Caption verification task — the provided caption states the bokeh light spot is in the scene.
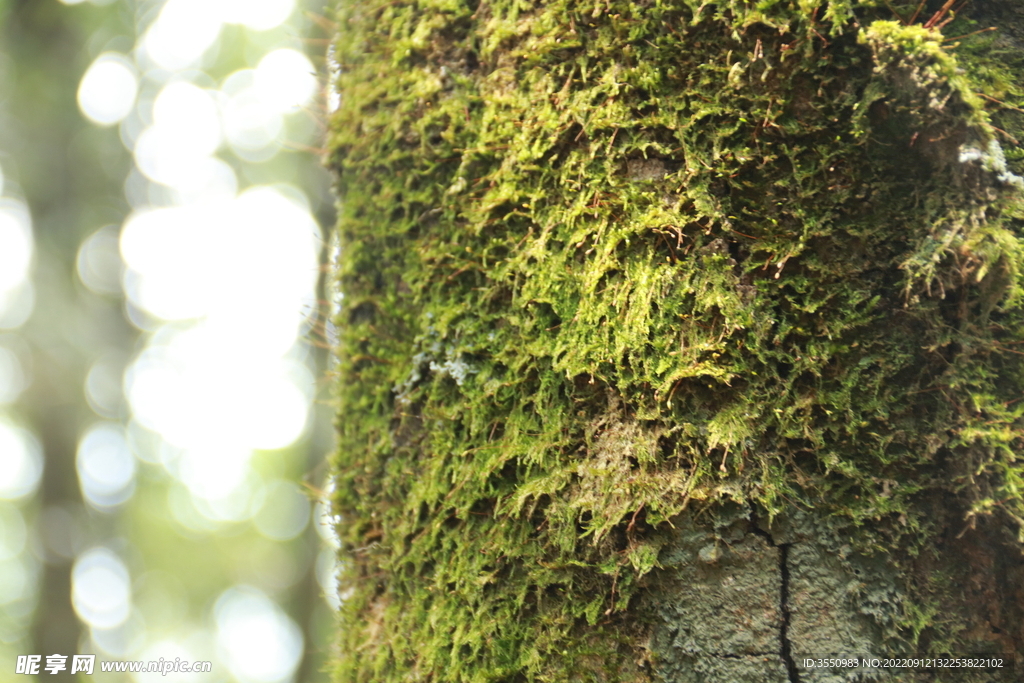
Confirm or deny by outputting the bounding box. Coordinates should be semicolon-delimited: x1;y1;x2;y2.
142;0;224;70
77;422;136;509
0;200;33;297
124;332;312;454
0;419;42;501
120;186;319;325
221;71;284;156
52;0;334;669
0;345;26;405
85;351;129;419
77;225;124;296
72;548;132;630
255;49;317;112
152;82;222;155
0;282;35;331
134;82;224;190
221;0;296;31
215;586;302;683
91;609;146;657
78;53;138;126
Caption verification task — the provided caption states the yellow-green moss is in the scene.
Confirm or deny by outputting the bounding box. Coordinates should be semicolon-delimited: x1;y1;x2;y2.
328;1;1024;680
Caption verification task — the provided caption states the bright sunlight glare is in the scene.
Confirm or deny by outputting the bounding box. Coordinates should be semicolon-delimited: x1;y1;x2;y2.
133;82;223;190
60;0;335;677
120;187;320;325
254;49;318;113
142;0;297;71
125;329;312;452
141;0;224;71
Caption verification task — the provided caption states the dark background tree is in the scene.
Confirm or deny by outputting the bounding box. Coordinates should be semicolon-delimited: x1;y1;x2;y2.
329;1;1024;681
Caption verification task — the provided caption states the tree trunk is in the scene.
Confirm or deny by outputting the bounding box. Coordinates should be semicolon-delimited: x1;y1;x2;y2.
328;1;1024;681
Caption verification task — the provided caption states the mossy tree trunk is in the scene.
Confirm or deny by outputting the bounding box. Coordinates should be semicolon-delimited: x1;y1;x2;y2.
329;1;1024;681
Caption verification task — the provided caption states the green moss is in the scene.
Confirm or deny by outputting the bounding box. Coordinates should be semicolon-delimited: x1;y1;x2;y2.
328;1;1024;680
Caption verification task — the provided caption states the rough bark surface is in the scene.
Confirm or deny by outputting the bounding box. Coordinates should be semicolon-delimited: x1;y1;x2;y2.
328;1;1024;681
648;504;1023;682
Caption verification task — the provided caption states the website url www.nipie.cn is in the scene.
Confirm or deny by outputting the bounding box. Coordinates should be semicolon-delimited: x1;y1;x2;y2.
16;655;212;675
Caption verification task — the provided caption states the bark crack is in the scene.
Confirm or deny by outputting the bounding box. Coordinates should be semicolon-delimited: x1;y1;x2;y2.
749;507;802;683
778;543;801;683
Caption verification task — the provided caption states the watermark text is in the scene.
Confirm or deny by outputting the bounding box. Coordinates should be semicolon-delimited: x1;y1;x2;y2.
16;655;212;675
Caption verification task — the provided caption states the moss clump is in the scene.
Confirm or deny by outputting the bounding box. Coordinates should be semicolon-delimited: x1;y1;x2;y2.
328;1;1024;680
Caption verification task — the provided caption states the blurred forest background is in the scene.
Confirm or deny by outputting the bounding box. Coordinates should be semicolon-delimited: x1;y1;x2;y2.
0;1;339;682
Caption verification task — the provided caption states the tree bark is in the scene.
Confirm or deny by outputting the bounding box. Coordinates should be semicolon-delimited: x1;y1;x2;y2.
329;1;1024;681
